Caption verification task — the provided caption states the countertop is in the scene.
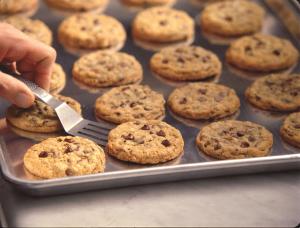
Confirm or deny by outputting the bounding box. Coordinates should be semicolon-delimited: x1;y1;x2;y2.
1;171;299;227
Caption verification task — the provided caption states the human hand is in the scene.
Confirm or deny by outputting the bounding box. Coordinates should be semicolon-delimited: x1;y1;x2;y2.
0;23;56;108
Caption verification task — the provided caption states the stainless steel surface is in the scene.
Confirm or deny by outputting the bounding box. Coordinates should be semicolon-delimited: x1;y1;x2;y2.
0;0;299;196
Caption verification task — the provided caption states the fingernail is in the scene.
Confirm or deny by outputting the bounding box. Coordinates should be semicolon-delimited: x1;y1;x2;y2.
15;93;33;108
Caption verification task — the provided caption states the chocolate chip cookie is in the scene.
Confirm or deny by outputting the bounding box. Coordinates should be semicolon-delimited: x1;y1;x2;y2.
245;74;300;112
121;0;175;7
3;16;52;45
24;136;106;179
58;14;126;53
0;0;38;17
6;95;81;134
73;51;143;88
132;7;195;44
150;46;222;81
107;120;184;164
45;0;108;13
200;0;265;37
50;63;66;94
196;120;273;159
280;112;300;148
226;34;299;72
95;85;166;124
168;83;240;120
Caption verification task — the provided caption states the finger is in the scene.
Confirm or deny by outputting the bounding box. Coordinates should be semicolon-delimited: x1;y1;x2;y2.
0;71;35;108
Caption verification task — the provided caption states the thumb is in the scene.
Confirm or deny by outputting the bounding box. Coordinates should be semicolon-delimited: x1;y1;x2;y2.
0;71;35;108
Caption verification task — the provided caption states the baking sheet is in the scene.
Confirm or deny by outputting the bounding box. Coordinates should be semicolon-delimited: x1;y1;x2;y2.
0;0;299;196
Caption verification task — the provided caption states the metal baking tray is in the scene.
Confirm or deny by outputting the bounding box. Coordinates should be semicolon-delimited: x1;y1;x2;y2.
0;0;299;196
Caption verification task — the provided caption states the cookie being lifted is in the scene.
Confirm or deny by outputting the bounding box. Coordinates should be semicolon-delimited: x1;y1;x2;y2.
95;85;165;124
226;34;299;72
168;83;240;120
200;0;265;37
50;63;66;94
73;51;143;88
245;74;300;112
24;136;105;179
197;120;273;160
107;120;184;164
280;112;300;148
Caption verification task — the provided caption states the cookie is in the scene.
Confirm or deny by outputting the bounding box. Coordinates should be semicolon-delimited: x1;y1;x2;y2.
226;34;299;72
24;136;105;179
121;0;175;7
45;0;108;13
0;0;38;17
245;74;300;112
3;16;52;46
72;51;143;88
50;63;67;94
200;0;265;37
6;95;81;134
150;46;222;81
107;120;184;164
280;112;300;148
132;7;195;44
196;120;273;159
168;83;240;120
58;14;126;53
95;85;166;124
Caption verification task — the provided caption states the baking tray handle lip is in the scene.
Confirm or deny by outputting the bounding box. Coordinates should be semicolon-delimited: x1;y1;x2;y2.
1;151;300;190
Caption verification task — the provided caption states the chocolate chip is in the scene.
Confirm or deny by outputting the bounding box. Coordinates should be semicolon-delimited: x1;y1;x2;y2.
290;91;298;96
237;131;245;137
198;88;207;95
123;133;134;140
248;135;256;142
162;59;169;64
159;20;168;26
65;145;73;154
240;142;250;148
177;57;185;64
130;102;137;108
121;86;130;91
161;139;171;147
157;130;166;137
81;27;86;31
141;125;150;130
193;53;200;58
202;56;210;63
273;49;281;56
179;97;187;104
57;139;63;142
294;124;300;129
144;107;152;111
39;151;48;158
115;112;121;116
214;143;221;150
224;16;232;22
64;138;74;143
93;19;100;25
65;168;74;176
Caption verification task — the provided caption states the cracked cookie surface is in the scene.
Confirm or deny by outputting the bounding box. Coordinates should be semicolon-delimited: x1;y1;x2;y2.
6;95;81;133
150;46;222;81
45;0;108;12
168;83;240;120
132;7;194;43
245;74;300;112
24;136;105;179
58;13;126;50
73;51;143;88
200;0;265;37
50;63;66;94
107;120;184;164
226;34;299;72
95;85;165;124
3;16;52;45
197;120;273;159
280;112;300;148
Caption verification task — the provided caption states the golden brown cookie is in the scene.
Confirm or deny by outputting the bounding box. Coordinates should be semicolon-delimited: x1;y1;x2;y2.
58;13;126;53
226;34;299;72
132;7;195;44
150;46;222;81
168;83;240;120
45;0;109;13
196;120;273;159
6;95;81;134
50;63;67;94
24;136;105;179
245;74;300;112
0;0;38;17
280;112;300;148
72;51;143;88
95;85;166;124
200;0;265;37
107;120;184;164
3;16;52;45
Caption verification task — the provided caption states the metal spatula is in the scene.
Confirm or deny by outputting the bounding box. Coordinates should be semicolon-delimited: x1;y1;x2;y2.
7;73;113;147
